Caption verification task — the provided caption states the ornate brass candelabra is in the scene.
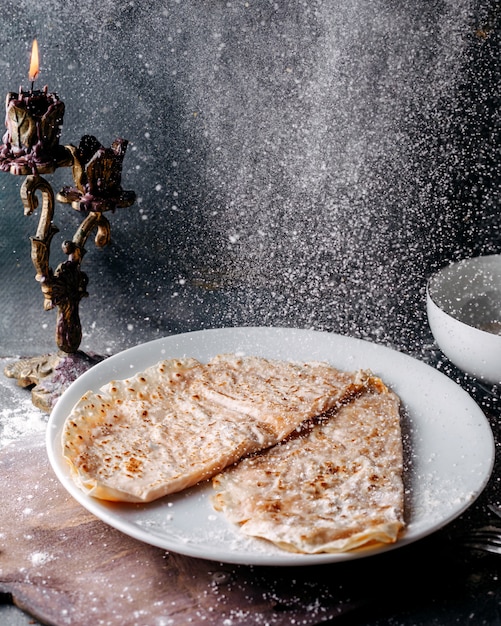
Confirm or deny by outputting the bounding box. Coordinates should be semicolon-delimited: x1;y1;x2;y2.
0;89;135;411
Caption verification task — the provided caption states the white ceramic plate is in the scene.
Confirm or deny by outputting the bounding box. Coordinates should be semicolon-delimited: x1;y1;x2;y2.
46;327;495;566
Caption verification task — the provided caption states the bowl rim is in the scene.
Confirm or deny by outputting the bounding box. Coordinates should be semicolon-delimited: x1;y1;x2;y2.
426;253;501;339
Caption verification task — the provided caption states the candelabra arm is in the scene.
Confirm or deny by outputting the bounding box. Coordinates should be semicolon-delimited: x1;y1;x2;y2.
21;174;56;237
73;212;111;261
20;175;58;299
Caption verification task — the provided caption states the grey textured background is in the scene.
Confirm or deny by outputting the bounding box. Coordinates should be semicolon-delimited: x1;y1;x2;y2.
0;0;498;358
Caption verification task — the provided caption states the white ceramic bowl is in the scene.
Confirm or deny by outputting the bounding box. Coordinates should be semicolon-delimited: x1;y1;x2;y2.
427;254;501;384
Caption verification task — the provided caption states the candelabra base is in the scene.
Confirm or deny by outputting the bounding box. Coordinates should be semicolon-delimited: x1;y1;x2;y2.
4;350;106;413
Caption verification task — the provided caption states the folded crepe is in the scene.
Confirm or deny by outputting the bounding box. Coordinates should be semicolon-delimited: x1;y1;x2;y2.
62;354;369;503
212;376;405;553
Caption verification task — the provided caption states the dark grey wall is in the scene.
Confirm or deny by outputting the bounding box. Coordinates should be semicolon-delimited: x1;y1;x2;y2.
0;0;499;357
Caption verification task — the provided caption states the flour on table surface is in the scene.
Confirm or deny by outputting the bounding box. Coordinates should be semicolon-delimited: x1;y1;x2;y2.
0;359;47;447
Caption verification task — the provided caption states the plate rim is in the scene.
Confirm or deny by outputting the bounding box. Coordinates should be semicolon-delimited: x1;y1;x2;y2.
46;326;495;566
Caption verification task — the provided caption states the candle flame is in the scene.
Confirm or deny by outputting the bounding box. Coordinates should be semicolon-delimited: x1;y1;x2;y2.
28;39;39;83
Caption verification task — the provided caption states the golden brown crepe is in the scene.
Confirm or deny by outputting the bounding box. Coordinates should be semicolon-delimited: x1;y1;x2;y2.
212;376;405;553
62;354;369;503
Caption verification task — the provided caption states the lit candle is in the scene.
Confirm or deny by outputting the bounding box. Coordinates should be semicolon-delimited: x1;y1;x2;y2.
0;39;66;174
29;38;40;86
